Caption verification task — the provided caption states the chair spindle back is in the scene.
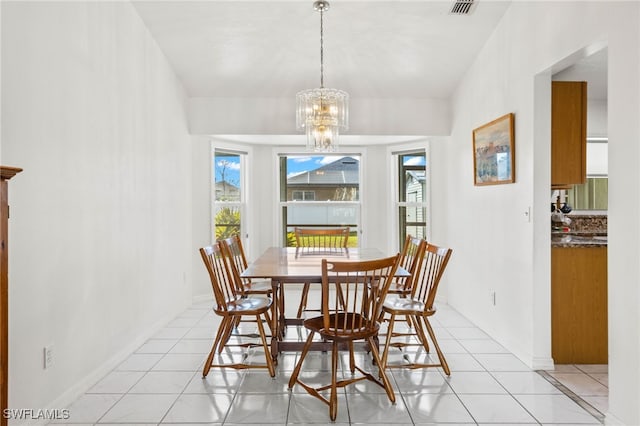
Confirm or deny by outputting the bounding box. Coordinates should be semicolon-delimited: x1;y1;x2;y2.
295;227;349;256
395;235;427;293
411;242;453;311
199;243;241;312
321;255;400;336
220;235;250;292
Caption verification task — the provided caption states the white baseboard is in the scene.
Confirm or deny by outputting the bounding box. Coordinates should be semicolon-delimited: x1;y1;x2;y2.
530;356;555;370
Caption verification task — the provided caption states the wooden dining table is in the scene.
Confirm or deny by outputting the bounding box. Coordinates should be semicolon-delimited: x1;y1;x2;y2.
240;246;407;361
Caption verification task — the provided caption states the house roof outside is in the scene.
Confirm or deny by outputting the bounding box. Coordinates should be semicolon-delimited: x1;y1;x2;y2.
407;170;426;182
215;181;240;201
287;157;359;186
215;181;239;191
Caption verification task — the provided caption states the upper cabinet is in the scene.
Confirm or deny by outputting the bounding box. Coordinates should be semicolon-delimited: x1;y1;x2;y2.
551;81;587;189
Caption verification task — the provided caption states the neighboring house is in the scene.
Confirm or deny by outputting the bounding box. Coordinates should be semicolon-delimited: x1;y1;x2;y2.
402;170;426;239
215;180;240;201
287;157;359;201
405;170;425;204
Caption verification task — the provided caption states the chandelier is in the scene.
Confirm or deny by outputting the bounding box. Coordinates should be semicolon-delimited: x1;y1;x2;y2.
296;0;349;152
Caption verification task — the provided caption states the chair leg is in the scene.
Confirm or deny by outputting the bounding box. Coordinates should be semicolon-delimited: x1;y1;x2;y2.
255;313;276;377
379;313;396;372
217;317;236;354
202;344;216;378
288;330;316;389
262;303;272;333
212;316;233;354
411;314;430;352
423;316;450;375
204;316;231;377
411;314;431;353
368;335;396;404
404;314;412;326
329;340;339;421
296;282;311;318
348;341;356;373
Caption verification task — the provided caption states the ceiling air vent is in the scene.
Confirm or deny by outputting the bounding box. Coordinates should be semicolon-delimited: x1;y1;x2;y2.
449;0;475;15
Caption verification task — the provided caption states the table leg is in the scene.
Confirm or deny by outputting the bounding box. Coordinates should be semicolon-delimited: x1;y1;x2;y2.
270;279;282;362
279;281;287;336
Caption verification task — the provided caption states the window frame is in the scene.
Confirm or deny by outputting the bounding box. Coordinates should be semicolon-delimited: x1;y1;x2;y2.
211;145;248;246
276;150;364;248
390;143;431;252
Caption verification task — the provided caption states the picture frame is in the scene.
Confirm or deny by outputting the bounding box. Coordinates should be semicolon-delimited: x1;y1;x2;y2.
473;113;515;186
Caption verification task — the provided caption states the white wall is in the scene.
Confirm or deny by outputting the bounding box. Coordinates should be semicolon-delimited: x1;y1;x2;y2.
188;97;451;136
1;1;192;415
446;2;639;424
588;99;608;137
191;136;212;300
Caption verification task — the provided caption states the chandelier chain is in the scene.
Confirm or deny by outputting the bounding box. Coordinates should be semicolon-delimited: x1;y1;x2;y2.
319;8;324;88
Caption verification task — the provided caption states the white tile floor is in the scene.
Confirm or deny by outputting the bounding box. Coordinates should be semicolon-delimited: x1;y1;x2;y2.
51;293;606;425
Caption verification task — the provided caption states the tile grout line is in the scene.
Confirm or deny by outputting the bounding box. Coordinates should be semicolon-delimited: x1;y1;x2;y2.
536;369;605;424
58;304;604;426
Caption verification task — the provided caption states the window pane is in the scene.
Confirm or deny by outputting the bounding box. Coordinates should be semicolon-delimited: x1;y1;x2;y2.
404;170;426;202
213;150;244;243
284;155;359;202
286;204;358;227
281;155;360;246
283;204;359;247
214;153;241;202
398;152;427;247
399;154;426;202
567;177;608;210
214;205;241;240
566;139;608;211
399;206;427;240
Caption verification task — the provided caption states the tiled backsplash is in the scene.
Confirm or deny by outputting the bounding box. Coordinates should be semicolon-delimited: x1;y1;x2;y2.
566;214;608;233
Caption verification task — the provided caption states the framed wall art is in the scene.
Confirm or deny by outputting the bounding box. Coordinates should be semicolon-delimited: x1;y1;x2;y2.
473;113;515;186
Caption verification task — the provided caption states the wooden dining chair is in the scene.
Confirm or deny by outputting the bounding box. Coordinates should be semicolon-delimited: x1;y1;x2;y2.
378;235;426;341
288;254;400;421
199;243;276;377
383;235;427;305
379;242;453;375
294;227;350;318
220;235;277;328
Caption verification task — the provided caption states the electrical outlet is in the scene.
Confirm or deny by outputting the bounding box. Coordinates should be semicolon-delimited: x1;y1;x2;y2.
44;345;54;369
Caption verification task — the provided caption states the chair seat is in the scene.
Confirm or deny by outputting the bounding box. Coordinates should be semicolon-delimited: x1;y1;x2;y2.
383;295;425;314
223;295;272;314
303;313;379;341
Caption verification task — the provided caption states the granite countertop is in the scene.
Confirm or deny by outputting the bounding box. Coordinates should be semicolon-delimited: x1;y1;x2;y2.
551;231;608;247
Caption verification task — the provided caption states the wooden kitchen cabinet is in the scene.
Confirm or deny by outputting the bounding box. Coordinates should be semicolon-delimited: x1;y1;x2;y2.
1;166;21;426
551;81;587;189
551;246;607;364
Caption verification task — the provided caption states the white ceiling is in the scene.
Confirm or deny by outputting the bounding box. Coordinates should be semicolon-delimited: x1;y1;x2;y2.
131;0;512;100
